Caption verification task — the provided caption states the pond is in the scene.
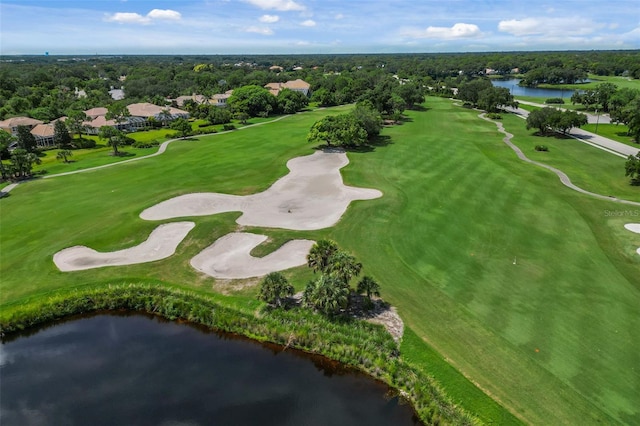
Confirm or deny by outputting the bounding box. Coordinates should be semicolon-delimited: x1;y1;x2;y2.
491;78;579;99
0;313;421;426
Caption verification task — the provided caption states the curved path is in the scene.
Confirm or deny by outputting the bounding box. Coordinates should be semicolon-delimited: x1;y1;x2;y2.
0;115;292;196
479;113;640;207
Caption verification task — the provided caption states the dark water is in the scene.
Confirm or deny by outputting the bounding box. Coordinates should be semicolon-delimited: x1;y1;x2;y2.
0;314;420;426
491;78;578;98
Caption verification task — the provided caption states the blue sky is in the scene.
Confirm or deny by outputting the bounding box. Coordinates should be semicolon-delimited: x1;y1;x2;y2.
1;0;638;54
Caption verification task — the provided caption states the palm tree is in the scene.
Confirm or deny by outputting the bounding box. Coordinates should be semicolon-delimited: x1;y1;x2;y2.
56;149;73;163
258;272;294;308
98;126;124;156
302;274;348;316
326;250;362;286
307;239;338;273
357;276;381;300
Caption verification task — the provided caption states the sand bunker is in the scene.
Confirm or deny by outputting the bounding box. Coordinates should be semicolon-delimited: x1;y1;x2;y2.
624;223;640;234
191;233;315;279
55;151;383;276
140;150;383;230
53;222;195;271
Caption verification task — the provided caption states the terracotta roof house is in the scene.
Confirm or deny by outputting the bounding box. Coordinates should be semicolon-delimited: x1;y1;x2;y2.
0;116;44;134
174;94;208;107
30;123;56;148
269;65;284;72
211;90;234;107
84;107;108;119
264;79;312;97
127;103;188;120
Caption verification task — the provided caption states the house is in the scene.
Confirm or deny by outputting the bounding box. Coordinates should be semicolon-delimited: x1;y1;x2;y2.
83;103;189;135
264;79;312;97
0;116;44;134
211;90;234;107
127;103;188;121
173;94;208;107
29;123;56;148
269;65;284;72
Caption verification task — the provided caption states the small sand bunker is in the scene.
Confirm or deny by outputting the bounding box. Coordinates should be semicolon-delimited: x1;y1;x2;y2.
624;223;640;234
624;224;640;256
140;150;383;231
191;233;315;279
54;222;195;271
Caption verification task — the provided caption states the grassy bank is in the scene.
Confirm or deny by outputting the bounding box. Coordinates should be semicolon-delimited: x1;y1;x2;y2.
0;283;477;426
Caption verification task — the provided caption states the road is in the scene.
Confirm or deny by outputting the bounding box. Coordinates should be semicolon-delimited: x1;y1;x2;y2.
508;102;639;158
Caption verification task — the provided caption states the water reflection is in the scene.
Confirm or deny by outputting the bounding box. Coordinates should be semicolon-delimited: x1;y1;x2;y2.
1;313;421;426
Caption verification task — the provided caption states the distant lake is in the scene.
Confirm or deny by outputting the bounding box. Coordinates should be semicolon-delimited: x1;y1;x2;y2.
492;78;579;98
0;313;421;426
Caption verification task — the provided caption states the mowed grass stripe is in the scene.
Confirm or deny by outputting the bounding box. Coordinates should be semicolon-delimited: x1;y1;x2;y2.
335;98;638;424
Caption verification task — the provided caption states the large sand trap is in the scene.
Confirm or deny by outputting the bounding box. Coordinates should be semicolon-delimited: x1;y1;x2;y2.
624;223;640;234
191;233;315;279
53;222;195;271
140;150;383;230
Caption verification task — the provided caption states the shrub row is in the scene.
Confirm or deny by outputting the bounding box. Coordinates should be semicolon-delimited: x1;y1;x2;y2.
0;283;478;425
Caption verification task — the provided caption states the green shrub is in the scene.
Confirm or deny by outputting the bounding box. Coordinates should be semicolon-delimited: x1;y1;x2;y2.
486;113;502;119
71;138;96;149
222;124;236;131
132;140;160;148
535;145;549;152
545;98;565;104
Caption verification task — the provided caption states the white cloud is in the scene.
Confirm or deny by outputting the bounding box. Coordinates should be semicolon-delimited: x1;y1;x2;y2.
245;26;274;35
105;9;181;24
106;12;150;24
498;17;599;37
147;9;182;20
259;14;280;23
244;0;305;11
301;19;316;27
335;13;344;20
404;23;482;39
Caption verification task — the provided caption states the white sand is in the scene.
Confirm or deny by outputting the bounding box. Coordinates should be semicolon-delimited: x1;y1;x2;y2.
624;223;640;234
140;150;383;230
53;222;195;271
56;150;383;276
190;233;315;279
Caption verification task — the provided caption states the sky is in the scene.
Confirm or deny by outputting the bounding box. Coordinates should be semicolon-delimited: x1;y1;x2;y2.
1;0;638;55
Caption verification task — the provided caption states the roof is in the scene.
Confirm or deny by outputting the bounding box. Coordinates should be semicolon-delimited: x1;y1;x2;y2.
127;103;188;118
0;116;44;128
264;79;311;96
174;94;208;107
30;123;55;138
84;107;108;118
85;115;117;128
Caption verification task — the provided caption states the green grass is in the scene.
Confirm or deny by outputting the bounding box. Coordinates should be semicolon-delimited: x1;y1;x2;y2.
2;99;640;424
538;75;640;91
582;123;640;148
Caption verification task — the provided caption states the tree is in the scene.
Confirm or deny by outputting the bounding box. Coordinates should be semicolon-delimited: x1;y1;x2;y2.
310;88;336;107
625;152;640;185
0;130;14;180
158;108;173;127
325;250;362;287
53;120;71;148
56;149;73;163
228;85;277;117
9;148;40;179
350;102;382;140
307;239;339;273
16;125;37;152
258;272;294;308
457;79;493;105
98;125;125;156
477;87;518;113
106;102;131;128
307;114;367;148
277;88;309;114
170;117;192;138
302;274;349;316
394;82;425;109
595;82;618;112
357;275;381;302
66;110;88;140
208;107;232;125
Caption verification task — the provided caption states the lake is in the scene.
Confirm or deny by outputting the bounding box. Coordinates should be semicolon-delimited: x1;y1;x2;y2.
491;78;579;99
0;313;421;426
